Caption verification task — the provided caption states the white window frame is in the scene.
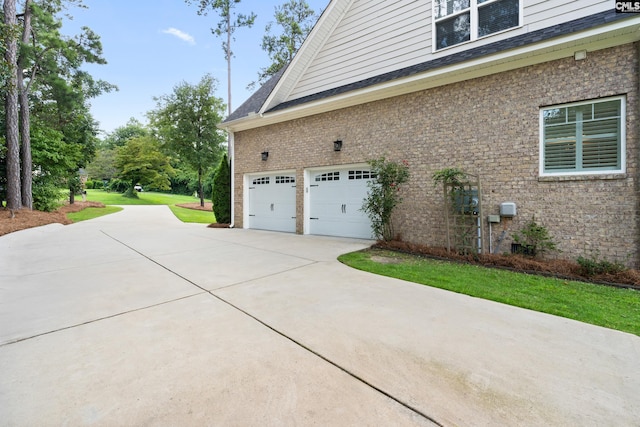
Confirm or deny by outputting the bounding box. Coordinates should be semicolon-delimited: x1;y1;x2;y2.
539;96;626;177
432;0;522;51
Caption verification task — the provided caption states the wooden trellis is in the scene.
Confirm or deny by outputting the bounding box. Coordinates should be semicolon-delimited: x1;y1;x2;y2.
442;174;483;254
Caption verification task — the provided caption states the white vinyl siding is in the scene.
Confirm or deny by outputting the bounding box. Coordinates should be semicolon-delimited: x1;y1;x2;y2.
282;0;612;105
540;97;625;176
288;0;430;101
524;0;612;31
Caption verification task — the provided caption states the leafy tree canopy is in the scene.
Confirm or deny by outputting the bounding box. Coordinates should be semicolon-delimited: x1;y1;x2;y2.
148;73;226;206
114;135;174;197
255;0;316;87
101;118;148;149
86;148;116;182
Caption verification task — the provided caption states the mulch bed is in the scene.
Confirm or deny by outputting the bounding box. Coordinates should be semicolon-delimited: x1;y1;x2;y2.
374;240;640;289
207;223;231;228
175;202;213;211
0;201;105;237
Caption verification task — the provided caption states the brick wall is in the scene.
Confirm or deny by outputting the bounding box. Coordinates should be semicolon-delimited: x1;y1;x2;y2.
234;43;639;267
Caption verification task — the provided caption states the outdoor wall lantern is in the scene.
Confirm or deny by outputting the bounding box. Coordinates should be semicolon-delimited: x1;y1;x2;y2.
261;151;269;161
333;140;343;151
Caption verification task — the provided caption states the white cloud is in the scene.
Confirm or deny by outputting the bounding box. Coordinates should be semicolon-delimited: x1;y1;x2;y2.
162;28;195;45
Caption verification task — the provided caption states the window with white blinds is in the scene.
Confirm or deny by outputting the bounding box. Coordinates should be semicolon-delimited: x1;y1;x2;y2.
541;97;625;175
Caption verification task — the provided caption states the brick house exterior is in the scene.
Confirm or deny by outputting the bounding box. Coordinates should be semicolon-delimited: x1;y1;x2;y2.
221;1;640;267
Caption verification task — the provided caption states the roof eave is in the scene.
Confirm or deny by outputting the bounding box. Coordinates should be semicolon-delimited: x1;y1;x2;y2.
220;16;640;133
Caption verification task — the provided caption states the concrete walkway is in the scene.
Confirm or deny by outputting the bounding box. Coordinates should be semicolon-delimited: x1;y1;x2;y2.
0;206;638;426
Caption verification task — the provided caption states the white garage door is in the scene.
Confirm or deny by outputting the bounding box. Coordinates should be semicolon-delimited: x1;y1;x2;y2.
248;174;296;233
309;168;374;239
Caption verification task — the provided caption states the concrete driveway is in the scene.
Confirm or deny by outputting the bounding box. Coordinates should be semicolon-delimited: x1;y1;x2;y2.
1;205;638;426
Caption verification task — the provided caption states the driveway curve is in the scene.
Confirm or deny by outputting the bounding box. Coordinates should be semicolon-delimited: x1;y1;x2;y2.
1;205;638;426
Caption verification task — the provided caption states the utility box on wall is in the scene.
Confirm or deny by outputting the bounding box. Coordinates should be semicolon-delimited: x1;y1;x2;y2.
487;214;500;223
500;202;517;217
454;189;479;215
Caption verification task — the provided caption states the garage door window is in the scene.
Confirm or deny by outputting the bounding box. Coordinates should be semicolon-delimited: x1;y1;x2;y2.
349;170;375;180
253;177;270;185
276;176;295;184
315;171;340;181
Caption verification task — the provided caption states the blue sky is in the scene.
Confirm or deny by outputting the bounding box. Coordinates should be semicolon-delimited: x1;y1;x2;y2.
62;0;329;136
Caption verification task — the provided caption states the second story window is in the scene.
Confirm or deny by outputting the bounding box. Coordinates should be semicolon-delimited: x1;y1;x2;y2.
434;0;520;50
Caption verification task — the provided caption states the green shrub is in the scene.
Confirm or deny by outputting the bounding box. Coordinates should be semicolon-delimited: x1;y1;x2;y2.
361;157;410;241
577;252;627;277
168;173;196;196
108;178;129;193
32;177;63;212
432;167;467;189
212;154;231;224
512;216;558;258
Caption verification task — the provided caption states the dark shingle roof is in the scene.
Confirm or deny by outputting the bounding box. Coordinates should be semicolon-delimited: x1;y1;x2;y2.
224;67;287;123
225;10;633;122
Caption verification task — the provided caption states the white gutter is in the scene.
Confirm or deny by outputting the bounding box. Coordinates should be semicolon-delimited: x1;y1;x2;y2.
229;131;235;228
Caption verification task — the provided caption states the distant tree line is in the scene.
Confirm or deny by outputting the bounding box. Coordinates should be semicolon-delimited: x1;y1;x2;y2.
2;0;319;220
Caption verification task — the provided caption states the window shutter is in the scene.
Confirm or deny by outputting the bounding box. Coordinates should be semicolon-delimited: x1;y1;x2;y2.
582;118;620;169
544;123;576;171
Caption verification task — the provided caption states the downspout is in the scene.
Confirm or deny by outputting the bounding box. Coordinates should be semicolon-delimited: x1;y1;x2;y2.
627;42;640;268
229;130;235;228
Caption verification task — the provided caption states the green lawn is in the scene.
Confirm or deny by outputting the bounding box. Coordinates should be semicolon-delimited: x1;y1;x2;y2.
85;189;201;206
168;205;215;223
338;248;640;336
66;206;123;222
79;189;215;224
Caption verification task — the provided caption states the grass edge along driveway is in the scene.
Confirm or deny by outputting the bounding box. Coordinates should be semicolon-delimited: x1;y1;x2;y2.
338;248;640;336
79;189;215;224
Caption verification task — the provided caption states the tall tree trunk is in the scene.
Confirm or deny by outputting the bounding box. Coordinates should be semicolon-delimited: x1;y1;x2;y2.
18;0;33;209
226;11;232;116
4;0;22;211
198;167;204;207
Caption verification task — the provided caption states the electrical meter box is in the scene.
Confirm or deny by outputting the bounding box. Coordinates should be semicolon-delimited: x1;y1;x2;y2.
454;189;479;215
500;202;517;217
